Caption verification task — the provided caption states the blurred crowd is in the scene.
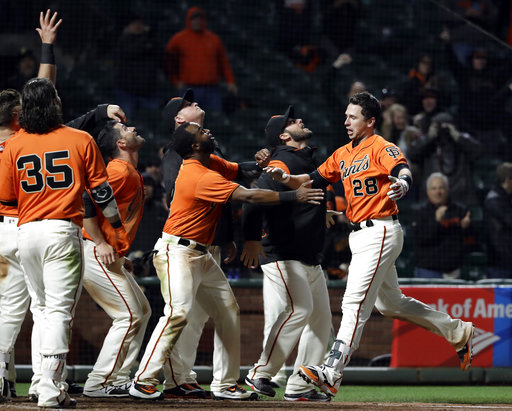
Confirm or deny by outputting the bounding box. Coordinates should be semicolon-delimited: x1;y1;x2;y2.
2;0;512;281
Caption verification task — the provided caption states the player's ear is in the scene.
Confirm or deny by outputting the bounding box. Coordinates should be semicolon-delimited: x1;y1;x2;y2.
367;117;376;128
279;132;290;144
117;139;127;149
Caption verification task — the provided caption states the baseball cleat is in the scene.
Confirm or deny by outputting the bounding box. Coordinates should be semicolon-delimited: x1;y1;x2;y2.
83;385;129;398
189;382;212;399
458;323;475;371
164;383;207;399
129;382;165;400
0;377;11;402
298;365;339;397
284;389;331;402
65;379;83;394
211;384;258;401
244;376;276;397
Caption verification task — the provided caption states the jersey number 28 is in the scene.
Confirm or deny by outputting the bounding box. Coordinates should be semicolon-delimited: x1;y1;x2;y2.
352;177;379;197
17;151;74;193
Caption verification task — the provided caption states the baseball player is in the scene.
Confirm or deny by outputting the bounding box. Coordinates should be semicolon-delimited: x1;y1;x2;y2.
242;106;332;402
159;89;268;399
81;121;151;398
0;11;125;403
0;78;129;408
128;122;324;401
265;91;475;397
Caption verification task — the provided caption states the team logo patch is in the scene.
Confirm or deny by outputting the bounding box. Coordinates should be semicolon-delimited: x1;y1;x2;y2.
385;146;401;158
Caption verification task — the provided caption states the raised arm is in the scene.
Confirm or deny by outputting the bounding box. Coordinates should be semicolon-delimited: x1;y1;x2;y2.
230;180;323;205
36;9;62;84
263;166;312;189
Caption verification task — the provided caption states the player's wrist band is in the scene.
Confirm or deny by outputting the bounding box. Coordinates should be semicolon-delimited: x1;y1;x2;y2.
41;43;55;65
399;174;412;188
278;190;297;202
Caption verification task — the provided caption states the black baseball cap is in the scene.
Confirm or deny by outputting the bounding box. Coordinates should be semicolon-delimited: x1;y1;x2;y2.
265;105;294;147
162;88;194;132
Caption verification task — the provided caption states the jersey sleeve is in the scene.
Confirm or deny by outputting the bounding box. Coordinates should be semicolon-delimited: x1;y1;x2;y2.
195;171;239;204
84;138;108;189
209;154;239;181
377;142;408;172
0;146;16;203
317;149;342;183
268;159;290;175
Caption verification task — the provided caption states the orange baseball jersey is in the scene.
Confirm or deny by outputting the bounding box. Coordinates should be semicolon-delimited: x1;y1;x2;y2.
0;126;108;226
0;136;19;218
317;135;408;223
83;159;145;247
163;157;239;244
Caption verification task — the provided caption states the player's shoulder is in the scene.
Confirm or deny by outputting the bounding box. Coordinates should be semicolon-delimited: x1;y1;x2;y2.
57;125;95;142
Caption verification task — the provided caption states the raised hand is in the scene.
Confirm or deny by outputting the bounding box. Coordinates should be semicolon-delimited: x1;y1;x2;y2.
264;166;290;183
36;9;62;44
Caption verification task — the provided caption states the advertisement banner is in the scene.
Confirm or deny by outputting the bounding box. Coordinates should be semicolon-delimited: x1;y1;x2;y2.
390;286;512;368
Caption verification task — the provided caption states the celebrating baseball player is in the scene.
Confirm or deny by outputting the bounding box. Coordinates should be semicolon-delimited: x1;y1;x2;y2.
129;121;323;401
159;89;270;399
0;10;128;405
241;106;332;402
0;77;129;408
81;120;151;398
265;91;474;398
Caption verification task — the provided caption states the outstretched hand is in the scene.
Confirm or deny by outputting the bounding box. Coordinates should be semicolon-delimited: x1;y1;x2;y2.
36;9;62;44
296;180;324;205
264;166;290;183
387;175;409;201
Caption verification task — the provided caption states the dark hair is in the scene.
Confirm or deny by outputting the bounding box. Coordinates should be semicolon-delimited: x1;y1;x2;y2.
171;122;198;158
97;120;122;159
496;162;512;184
0;89;21;128
349;91;381;121
19;78;62;134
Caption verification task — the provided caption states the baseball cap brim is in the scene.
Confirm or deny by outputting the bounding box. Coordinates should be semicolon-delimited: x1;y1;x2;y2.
162;88;195;132
265;105;294;147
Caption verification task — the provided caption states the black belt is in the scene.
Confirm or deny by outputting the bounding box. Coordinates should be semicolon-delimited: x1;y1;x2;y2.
351;215;397;232
177;238;208;253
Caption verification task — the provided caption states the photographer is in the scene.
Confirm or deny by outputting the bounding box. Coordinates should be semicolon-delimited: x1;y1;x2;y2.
408;112;481;207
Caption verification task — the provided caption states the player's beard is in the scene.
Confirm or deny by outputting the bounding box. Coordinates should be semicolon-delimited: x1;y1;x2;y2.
288;128;313;143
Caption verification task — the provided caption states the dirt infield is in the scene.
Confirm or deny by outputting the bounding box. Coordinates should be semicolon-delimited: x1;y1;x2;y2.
2;397;512;410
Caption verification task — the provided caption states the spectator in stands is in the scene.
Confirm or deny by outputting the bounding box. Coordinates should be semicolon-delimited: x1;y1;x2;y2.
412;172;471;279
320;0;361;55
483;162;512;279
441;33;512;136
143;156;167;210
380;103;421;153
277;0;312;57
412;87;443;135
408;112;481;207
376;87;398;132
399;53;439;116
114;14;161;121
440;0;498;65
5;49;38;91
164;7;237;112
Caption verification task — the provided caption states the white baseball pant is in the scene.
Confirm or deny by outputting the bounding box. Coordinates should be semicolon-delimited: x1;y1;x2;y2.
82;240;151;391
248;260;331;394
0;216;29;370
135;235;240;392
17;220;84;407
163;245;221;388
335;218;469;369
